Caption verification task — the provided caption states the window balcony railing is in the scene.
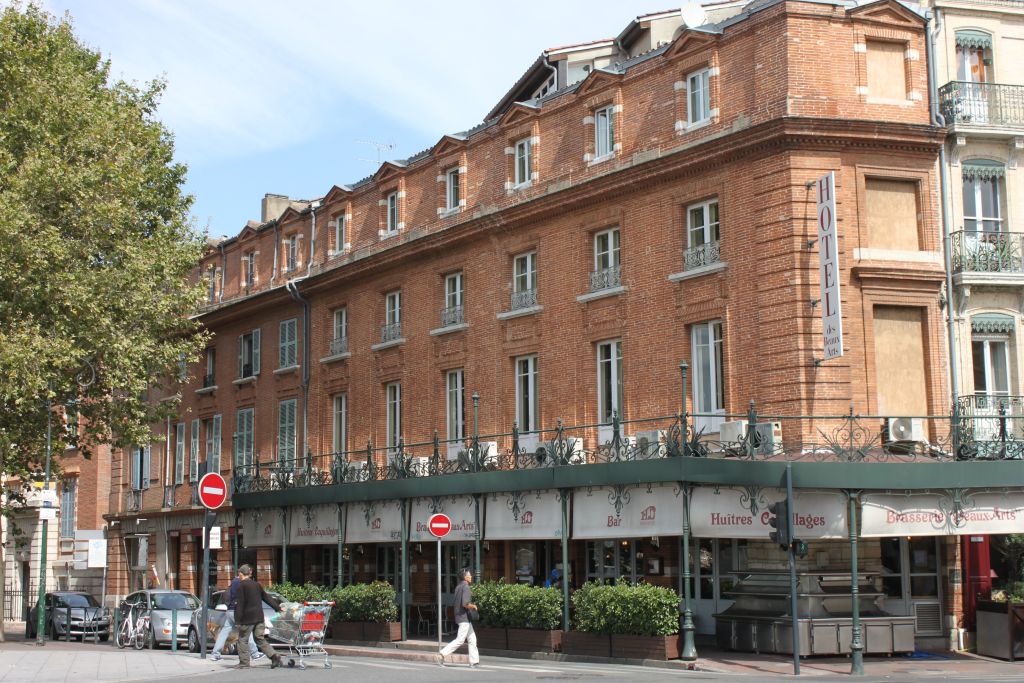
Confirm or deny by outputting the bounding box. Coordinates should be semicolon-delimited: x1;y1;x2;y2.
126;489;141;512
589;264;622;292
683;240;721;271
939;81;1024;128
329;335;348;356
511;288;538;310
950;230;1024;274
163;485;176;508
440;305;464;327
240;363;253;379
380;322;402;344
190;482;201;506
202;373;216;388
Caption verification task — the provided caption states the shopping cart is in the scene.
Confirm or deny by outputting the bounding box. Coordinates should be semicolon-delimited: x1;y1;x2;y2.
269;600;334;670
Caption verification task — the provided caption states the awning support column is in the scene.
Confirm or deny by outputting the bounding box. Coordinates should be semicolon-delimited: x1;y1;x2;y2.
848;490;864;676
337;503;346;587
560;489;570;632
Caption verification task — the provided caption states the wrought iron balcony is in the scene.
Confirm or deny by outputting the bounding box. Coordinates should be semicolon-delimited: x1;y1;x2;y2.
329;335;348;356
683;240;721;270
126;489;141;512
957;394;1024;457
190;482;200;506
440;305;464;327
380;322;402;344
202;373;215;388
950;230;1024;274
163;485;176;508
939;81;1024;128
240;363;253;379
589;265;622;292
511;288;538;310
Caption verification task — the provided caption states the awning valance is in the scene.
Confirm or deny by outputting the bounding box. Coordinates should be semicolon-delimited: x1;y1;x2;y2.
289;504;340;545
409;495;477;542
861;490;1024;537
485;490;563;540
346;499;403;544
955;30;992;50
241;508;284;547
971;313;1015;334
962;161;1006;181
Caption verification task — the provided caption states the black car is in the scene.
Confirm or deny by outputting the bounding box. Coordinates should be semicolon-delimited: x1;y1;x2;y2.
26;591;110;641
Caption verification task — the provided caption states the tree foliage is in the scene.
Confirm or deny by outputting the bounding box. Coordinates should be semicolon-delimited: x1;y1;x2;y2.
0;4;208;501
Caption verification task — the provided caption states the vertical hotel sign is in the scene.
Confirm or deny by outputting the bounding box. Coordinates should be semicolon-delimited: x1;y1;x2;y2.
816;172;843;359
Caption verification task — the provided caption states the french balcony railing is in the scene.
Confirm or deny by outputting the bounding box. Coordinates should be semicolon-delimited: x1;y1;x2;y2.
440;305;464;327
231;404;1024;495
202;373;216;388
380;322;402;344
511;288;538;310
950;230;1024;274
939;81;1024;128
163;485;176;508
190;482;201;506
589;264;622;292
126;489;141;512
329;335;348;356
239;363;253;379
683;240;721;270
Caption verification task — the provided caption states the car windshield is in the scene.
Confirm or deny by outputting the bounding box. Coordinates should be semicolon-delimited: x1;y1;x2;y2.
54;594;98;608
151;593;199;611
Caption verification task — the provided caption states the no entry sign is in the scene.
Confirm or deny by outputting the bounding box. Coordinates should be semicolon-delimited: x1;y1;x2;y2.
198;472;228;510
428;513;452;539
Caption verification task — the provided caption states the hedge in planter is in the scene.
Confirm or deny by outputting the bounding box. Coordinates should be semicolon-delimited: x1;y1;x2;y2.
472;581;562;652
567;581;681;660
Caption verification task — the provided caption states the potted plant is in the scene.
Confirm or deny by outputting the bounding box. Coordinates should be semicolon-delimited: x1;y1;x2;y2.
328;583;363;641
472;581;508;650
503;583;563;652
563;582;611;657
358;581;401;642
977;581;1024;661
564;581;681;660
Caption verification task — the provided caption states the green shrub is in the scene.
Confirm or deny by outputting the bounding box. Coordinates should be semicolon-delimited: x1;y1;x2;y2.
271;581;311;603
363;581;398;623
472;580;561;630
571;581;679;636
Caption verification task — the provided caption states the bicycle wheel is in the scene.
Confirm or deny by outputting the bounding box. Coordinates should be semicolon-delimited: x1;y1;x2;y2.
133;619;148;650
115;619;129;649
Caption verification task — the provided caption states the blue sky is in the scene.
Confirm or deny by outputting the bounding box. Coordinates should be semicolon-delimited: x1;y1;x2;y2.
40;1;657;240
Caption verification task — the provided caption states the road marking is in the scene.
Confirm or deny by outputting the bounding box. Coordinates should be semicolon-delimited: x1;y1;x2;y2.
474;663;561;673
341;660;420;670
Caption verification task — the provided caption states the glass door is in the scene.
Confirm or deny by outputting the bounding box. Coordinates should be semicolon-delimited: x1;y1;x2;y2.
585;539;637;584
690;539;742;635
877;537;942;635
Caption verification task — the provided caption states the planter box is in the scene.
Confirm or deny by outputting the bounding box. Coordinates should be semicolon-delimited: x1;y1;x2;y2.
562;631;611;657
976;600;1024;661
474;626;507;650
507;628;562;653
362;621;402;642
612;634;681;660
332;622;363;641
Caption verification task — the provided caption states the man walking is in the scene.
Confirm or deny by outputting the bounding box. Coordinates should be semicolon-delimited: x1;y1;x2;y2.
233;564;282;669
210;568;260;662
438;569;479;668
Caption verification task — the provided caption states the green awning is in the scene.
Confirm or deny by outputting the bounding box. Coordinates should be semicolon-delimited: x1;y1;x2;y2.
972;313;1015;334
963;160;1006;181
956;30;992;50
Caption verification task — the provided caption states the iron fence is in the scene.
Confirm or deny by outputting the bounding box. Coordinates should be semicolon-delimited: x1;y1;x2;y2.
939;81;1024;127
950;230;1024;274
3;589;25;621
231;404;1022;494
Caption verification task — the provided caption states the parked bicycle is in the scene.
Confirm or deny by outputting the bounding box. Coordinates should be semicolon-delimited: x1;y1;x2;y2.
114;602;150;650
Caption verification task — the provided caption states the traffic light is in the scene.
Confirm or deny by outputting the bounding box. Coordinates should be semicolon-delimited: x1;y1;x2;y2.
792;539;809;558
767;500;789;550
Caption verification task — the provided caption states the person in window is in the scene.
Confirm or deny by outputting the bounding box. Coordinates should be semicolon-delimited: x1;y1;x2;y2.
437;569;480;668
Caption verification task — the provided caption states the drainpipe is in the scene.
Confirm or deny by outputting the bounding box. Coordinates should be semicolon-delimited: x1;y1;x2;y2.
217;243;226;303
286;279;311;469
271;222;279;286
307;201;320;277
927;9;961;410
540;54;557;100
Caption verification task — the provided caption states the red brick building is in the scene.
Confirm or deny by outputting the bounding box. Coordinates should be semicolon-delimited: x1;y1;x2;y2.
103;0;1024;654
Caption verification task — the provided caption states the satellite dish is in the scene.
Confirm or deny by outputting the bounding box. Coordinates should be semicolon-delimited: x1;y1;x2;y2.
681;2;707;28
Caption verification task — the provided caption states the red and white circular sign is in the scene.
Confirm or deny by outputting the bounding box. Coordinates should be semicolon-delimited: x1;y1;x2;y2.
198;472;228;510
428;513;452;539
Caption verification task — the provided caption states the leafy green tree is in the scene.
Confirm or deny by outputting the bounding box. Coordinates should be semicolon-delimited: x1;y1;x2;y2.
0;3;208;502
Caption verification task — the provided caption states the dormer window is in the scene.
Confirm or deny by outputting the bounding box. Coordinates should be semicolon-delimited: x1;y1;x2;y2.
446;168;461;211
688;68;711;125
386;192;399;234
514;138;532;187
243;251;256;288
594;106;615;158
333;214;349;252
285;235;299;272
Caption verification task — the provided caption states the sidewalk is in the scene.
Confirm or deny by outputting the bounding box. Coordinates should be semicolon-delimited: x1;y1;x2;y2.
0;628;221;683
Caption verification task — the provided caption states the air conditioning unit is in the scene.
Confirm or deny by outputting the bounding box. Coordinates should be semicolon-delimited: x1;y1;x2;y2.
446;442;463;461
719;420;747;444
518;432;540;454
752;422;783;456
536;437;583;465
632;430;667;459
350;461;370;482
886;417;926;443
409;456;431;474
478;441;499;467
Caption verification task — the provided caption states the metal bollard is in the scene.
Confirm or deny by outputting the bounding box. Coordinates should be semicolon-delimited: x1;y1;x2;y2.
113;607;119;646
66;606;72;642
171;609;177;652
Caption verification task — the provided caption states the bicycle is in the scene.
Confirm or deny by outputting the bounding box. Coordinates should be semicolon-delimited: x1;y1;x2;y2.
114;603;150;650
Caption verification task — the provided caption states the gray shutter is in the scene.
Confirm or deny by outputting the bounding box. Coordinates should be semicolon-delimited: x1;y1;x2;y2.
190;419;200;481
238;334;244;378
131;448;141;490
175;423;185;485
252;328;261;375
211;415;222;473
142;445;152;490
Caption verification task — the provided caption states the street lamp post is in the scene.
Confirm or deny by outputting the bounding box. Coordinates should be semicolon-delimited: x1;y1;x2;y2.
678;362;697;661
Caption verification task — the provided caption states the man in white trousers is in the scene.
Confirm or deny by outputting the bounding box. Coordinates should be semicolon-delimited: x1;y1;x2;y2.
438;570;480;668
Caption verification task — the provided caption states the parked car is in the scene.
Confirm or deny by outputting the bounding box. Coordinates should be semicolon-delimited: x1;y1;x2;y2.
119;589;199;648
187;589;285;653
26;591;110;641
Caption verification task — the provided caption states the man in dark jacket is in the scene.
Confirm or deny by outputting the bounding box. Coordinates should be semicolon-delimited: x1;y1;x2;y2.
233;564;282;669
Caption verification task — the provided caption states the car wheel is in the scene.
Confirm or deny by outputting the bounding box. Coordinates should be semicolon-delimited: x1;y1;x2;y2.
146;627;156;649
188;628;199;653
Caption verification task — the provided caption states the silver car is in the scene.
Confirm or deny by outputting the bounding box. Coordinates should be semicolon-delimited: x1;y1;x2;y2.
26;591;110;641
119;589;199;648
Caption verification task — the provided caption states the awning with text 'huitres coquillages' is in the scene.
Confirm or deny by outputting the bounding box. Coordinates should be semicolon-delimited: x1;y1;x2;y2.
688;487;848;539
860;490;1024;537
345;499;403;544
408;495;477;542
288;504;341;546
